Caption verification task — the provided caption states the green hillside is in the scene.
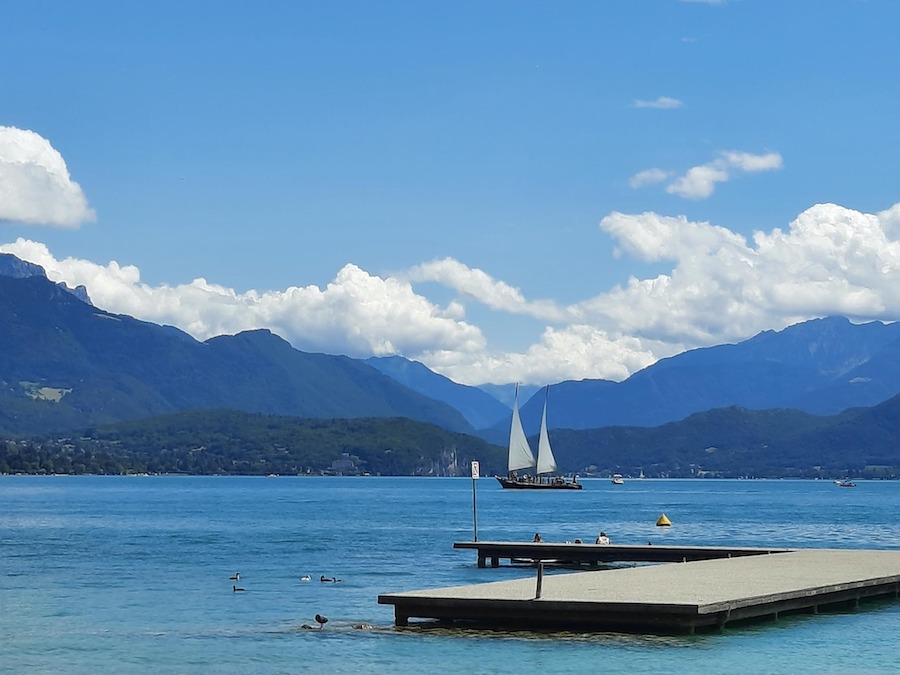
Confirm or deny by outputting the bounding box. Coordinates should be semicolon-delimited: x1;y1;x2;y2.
551;400;900;479
5;398;900;479
0;410;505;476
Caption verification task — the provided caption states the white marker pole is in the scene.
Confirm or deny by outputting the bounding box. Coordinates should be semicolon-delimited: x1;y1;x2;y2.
470;460;479;542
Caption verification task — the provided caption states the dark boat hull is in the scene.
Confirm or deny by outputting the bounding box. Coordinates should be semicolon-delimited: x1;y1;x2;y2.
495;476;583;490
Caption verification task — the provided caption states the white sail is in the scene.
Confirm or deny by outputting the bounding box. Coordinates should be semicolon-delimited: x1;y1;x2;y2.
507;386;536;473
535;397;558;476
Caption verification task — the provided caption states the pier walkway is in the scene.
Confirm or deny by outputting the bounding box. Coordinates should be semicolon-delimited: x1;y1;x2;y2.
378;549;900;634
453;540;789;567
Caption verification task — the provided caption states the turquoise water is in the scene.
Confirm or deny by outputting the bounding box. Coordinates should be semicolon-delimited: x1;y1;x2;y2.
2;476;899;673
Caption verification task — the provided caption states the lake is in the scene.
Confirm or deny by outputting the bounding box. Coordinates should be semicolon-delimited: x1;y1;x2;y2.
2;476;898;673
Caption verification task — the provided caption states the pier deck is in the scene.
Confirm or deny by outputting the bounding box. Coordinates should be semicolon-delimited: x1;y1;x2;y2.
453;540;789;567
378;549;900;634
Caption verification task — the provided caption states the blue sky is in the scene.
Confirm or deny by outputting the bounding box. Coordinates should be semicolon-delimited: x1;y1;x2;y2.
2;0;900;385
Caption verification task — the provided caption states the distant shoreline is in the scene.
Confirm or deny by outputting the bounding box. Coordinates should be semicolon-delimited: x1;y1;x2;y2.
2;473;897;481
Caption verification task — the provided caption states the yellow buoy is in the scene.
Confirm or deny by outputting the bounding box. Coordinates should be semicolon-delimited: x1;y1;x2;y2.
656;513;672;527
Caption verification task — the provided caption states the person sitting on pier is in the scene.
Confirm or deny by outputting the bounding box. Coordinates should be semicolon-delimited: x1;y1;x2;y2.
595;531;610;545
533;533;542;542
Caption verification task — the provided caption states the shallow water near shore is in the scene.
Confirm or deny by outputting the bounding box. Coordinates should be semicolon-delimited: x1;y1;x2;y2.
2;476;899;673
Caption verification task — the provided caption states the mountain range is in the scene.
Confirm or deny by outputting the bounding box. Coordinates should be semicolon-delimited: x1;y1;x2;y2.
0;267;471;436
495;315;900;444
4;253;900;462
364;355;511;429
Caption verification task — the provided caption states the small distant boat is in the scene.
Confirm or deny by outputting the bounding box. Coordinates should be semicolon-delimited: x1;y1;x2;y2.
495;385;582;490
834;478;857;488
611;474;624;485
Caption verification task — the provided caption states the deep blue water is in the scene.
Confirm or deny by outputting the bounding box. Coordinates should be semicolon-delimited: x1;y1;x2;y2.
2;476;899;673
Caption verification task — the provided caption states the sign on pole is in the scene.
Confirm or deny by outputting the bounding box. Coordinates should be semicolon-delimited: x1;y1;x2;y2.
470;460;479;541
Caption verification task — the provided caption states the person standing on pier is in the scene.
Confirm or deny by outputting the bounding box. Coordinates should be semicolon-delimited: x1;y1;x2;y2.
595;531;610;545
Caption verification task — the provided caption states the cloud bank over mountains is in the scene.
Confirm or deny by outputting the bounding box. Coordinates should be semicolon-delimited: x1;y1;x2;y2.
5;200;900;386
2;126;899;386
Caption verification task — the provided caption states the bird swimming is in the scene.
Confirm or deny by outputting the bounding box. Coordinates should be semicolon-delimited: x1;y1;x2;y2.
232;585;245;592
229;573;240;581
300;574;312;582
315;614;328;629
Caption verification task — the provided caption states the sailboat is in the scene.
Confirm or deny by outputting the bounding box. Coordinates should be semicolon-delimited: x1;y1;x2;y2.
495;386;582;490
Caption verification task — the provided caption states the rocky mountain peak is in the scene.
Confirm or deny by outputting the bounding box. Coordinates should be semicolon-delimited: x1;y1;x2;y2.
0;253;92;305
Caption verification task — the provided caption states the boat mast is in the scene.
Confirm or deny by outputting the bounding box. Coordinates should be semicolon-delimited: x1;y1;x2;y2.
535;386;558;476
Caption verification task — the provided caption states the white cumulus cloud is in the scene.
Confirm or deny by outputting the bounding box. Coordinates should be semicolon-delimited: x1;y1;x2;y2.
0;126;95;227
631;151;783;200
600;211;747;263
633;96;683;110
721;151;783;173
592;203;900;346
629;168;671;189
666;164;730;200
406;258;566;321
664;150;783;200
415;325;662;387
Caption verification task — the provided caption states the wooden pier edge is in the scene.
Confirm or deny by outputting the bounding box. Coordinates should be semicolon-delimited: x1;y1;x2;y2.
378;549;900;635
453;541;792;568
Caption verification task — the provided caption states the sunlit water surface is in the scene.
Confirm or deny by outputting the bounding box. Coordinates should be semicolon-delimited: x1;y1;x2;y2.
2;476;899;673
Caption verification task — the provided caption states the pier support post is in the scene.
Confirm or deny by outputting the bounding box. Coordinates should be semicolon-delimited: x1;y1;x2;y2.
395;610;409;627
477;554;486;568
535;562;544;599
491;556;499;568
717;608;732;632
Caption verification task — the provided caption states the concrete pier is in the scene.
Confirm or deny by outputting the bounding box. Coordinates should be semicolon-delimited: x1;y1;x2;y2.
378;549;900;634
